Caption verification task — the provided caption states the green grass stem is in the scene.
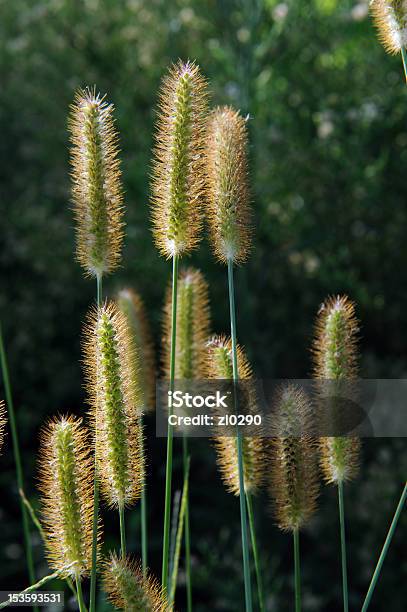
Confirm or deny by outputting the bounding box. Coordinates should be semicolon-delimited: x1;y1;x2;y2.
401;48;407;82
246;492;264;612
227;259;253;612
182;435;192;612
338;481;349;612
75;571;87;612
293;528;301;612
169;458;190;606
119;504;126;557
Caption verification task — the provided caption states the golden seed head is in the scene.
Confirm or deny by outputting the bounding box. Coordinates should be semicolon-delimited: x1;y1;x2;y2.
83;301;144;508
102;553;170;611
312;295;359;380
206;335;265;495
117;288;156;413
205;106;252;264
0;401;6;454
269;385;319;532
312;295;361;484
370;0;407;54
69;87;124;277
151;60;208;259
38;416;97;578
162;267;210;379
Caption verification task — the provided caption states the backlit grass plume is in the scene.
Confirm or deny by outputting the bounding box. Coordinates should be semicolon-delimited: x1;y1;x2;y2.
83;301;144;509
102;553;170;611
206;336;264;496
269;385;318;532
69;87;124;278
370;0;407;54
0;400;6;453
151;60;208;259
313;295;360;484
205;106;252;265
117;288;156;413
163;267;210;379
38;416;95;579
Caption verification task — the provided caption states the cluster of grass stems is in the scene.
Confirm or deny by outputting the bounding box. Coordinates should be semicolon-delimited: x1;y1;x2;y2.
0;6;406;609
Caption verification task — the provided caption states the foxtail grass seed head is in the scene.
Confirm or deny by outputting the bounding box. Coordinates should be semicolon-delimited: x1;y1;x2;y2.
206;335;265;495
117;288;156;413
151;60;208;258
270;385;319;532
205;106;252;264
0;401;6;453
370;0;407;54
83;301;144;508
313;295;360;484
162;267;210;379
38;416;96;578
69;87;124;277
102;553;170;611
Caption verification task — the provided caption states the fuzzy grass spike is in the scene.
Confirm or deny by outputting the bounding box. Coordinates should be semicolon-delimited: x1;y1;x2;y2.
38;416;96;579
69;87;124;277
371;0;407;54
103;554;170;611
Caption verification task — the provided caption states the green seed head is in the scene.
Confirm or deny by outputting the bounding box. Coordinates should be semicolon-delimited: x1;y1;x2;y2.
163;267;210;379
151;60;208;258
270;385;319;532
38;416;96;578
205;106;252;264
370;1;407;54
117;288;156;413
206;336;265;495
102;553;170;611
83;301;144;508
69;87;124;277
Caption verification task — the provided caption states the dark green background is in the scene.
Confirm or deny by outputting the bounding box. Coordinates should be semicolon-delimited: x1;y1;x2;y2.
0;0;406;610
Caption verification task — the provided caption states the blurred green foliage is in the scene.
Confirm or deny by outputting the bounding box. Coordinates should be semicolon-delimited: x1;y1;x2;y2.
0;0;406;610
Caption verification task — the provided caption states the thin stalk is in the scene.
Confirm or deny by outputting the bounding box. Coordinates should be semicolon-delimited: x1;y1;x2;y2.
293;528;301;612
227;258;253;612
19;489;78;600
361;482;407;612
182;434;192;612
169;458;190;606
140;424;148;575
338;481;349;612
169;491;181;584
401;48;407;82
89;274;103;612
0;563;78;610
162;255;179;592
0;321;37;603
119;504;126;557
75;571;86;612
246;493;264;612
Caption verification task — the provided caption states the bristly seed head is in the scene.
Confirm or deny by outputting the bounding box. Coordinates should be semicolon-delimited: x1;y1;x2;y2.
370;1;407;54
69;87;124;277
117;288;156;413
269;385;319;532
206;335;265;495
162;267;210;379
205;106;252;265
102;553;170;611
0;401;6;454
312;295;360;484
38;416;96;578
83;301;144;508
151;60;208;259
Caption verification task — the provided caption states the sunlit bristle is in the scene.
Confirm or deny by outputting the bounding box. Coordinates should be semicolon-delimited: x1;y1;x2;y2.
312;295;361;484
151;60;208;259
38;416;96;578
370;0;407;54
83;301;144;508
269;385;319;532
206;335;265;495
117;288;156;413
162;267;210;379
205;106;252;264
69;87;124;277
102;553;170;611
